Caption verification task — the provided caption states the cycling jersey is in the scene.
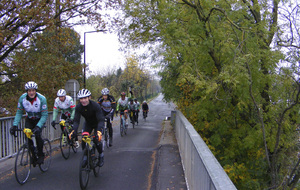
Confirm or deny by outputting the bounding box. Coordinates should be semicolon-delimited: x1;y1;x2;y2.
128;102;137;111
98;95;116;113
116;97;129;112
142;103;149;111
13;92;48;128
52;95;75;121
135;101;140;110
73;100;105;133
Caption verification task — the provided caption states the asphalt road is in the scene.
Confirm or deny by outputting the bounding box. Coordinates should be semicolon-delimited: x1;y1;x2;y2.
0;94;187;190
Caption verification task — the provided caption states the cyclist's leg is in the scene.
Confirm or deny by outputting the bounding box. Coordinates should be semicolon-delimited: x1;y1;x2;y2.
94;125;104;167
25;118;36;160
137;110;139;123
30;119;44;164
107;118;113;146
124;110;128;125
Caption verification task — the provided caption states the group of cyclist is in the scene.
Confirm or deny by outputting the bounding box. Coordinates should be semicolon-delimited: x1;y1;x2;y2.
9;81;149;168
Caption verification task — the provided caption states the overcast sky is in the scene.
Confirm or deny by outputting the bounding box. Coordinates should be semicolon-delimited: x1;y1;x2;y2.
74;26;126;76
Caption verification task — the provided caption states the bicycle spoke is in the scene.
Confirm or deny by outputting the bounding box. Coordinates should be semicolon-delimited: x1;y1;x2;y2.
39;139;52;172
15;145;31;185
60;132;71;159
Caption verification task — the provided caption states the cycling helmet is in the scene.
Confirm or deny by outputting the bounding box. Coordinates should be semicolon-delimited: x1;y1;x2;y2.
77;89;91;99
121;92;126;96
101;88;110;95
134;98;137;101
129;98;133;102
143;101;146;103
25;81;38;90
57;89;66;96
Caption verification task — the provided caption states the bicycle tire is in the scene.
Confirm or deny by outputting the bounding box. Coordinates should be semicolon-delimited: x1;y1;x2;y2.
15;144;31;185
60;132;70;159
105;129;110;148
120;118;124;137
71;138;78;153
92;146;100;177
79;148;90;190
39;139;52;172
124;122;127;135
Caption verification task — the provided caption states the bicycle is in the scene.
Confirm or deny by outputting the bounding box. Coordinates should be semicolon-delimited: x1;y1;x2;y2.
79;132;101;190
119;111;127;137
103;118;110;149
129;110;135;129
143;110;148;121
54;120;78;159
14;126;52;185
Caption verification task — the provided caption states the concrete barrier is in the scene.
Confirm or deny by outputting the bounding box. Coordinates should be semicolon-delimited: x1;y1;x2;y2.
172;110;237;190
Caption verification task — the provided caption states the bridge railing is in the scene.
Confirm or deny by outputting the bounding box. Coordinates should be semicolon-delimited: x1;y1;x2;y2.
0;112;83;162
171;110;237;190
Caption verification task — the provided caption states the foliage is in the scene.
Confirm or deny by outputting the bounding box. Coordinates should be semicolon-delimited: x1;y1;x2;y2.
0;27;83;116
86;54;160;102
119;0;300;189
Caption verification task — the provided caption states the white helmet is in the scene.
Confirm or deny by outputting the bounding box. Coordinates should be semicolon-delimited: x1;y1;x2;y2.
57;89;66;97
101;88;109;95
25;81;38;90
77;89;91;99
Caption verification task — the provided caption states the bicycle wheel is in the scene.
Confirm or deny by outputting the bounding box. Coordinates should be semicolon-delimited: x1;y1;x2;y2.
79;148;90;190
105;129;110;148
120;119;124;137
132;119;135;129
71;138;78;153
92;146;100;177
39;139;52;172
60;132;70;159
124;121;127;135
15;144;31;185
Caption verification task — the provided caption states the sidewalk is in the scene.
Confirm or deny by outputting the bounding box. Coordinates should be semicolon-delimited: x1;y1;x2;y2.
156;120;187;190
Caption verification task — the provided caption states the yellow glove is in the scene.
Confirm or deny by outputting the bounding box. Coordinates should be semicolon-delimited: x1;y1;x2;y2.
59;120;66;127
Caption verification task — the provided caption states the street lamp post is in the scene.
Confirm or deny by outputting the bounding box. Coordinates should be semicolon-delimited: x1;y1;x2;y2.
83;30;106;88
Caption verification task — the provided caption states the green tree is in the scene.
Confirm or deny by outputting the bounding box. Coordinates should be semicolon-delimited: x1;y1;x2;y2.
0;27;83;115
119;0;300;189
0;0;118;84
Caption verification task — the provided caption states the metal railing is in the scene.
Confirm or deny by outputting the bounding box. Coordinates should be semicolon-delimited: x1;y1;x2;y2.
0;112;83;162
171;110;237;190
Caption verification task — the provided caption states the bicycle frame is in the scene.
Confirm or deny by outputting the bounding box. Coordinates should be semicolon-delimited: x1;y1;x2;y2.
14;126;51;185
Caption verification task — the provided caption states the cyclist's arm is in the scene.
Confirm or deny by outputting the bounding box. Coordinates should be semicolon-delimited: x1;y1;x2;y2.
95;103;105;132
110;95;116;111
116;99;120;111
69;97;76;120
72;105;81;132
52;98;59;121
36;93;48;128
13;94;26;127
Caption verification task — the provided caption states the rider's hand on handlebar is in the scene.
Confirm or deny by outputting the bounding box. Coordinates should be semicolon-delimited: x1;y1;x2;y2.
32;126;40;134
51;121;56;129
10;126;17;137
67;119;73;124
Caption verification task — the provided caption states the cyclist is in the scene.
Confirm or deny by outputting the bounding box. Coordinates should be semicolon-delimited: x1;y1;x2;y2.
51;89;79;148
97;88;116;146
10;81;48;165
128;98;137;124
116;90;132;126
71;89;105;167
142;100;149;118
134;98;140;124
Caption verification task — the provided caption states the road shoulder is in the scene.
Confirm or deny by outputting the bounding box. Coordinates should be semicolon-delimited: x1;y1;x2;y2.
155;120;187;190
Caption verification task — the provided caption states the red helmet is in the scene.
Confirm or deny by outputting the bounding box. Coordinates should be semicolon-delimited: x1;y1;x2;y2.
121;92;126;96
